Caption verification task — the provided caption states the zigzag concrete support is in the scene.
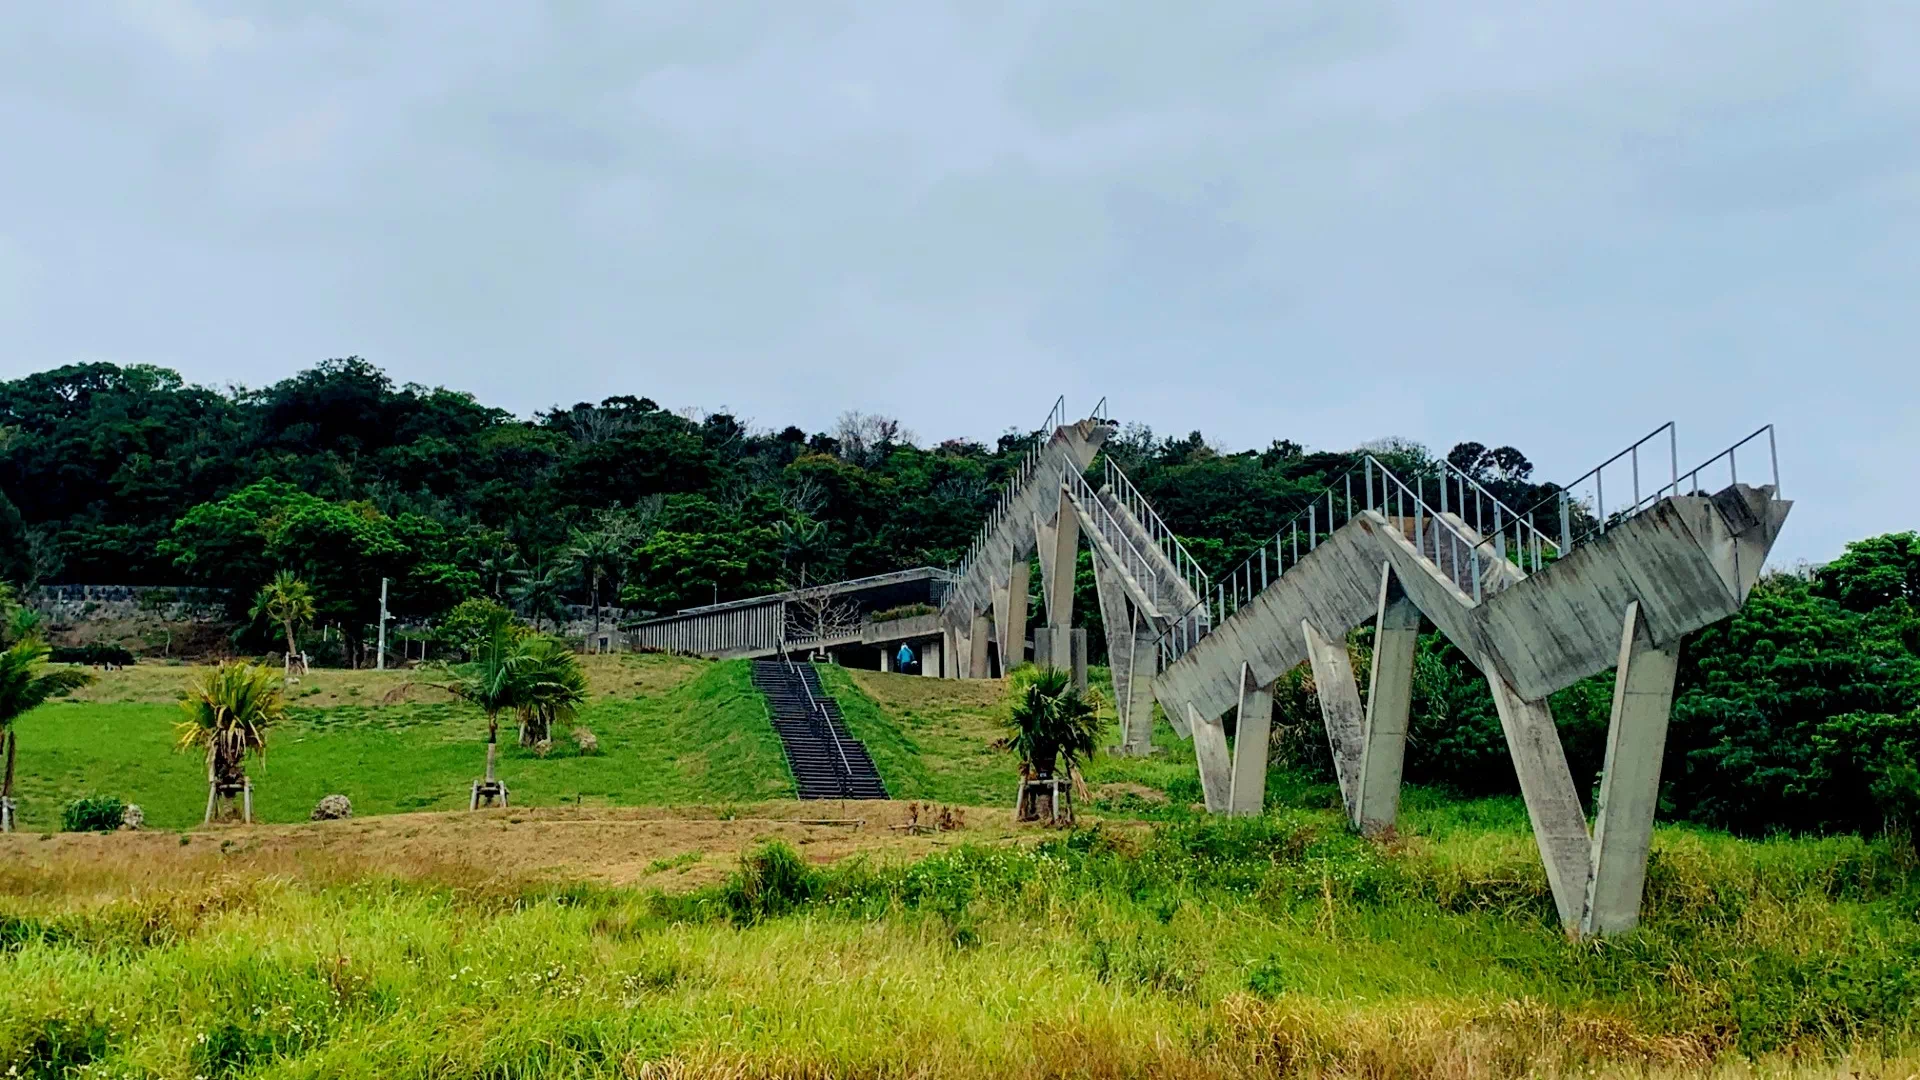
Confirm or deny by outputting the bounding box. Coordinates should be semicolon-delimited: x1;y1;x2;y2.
1188;703;1233;814
1040;488;1079;632
1152;484;1790;936
1584;601;1679;936
1226;664;1274;816
1355;565;1419;835
1483;669;1593;930
968;614;990;679
1303;620;1364;820
995;559;1031;672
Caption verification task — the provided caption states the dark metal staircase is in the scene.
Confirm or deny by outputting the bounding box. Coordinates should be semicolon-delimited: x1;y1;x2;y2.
751;659;889;800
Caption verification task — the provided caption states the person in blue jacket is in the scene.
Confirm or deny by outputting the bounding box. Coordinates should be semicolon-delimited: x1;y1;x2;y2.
896;643;914;673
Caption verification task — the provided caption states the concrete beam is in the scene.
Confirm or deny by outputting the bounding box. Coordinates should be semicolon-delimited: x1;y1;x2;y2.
1188;702;1233;814
1356;563;1420;835
1041;487;1080;629
1227;664;1274;816
1303;619;1365;820
1483;670;1592;931
1583;601;1680;936
1111;625;1158;755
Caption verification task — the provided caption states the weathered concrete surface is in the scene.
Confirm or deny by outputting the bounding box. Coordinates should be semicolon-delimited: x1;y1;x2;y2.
1189;703;1233;814
939;418;1109;671
1583;601;1679;936
1356;568;1419;835
1303;619;1365;820
1484;669;1593;930
1153;518;1387;725
1227;664;1274;816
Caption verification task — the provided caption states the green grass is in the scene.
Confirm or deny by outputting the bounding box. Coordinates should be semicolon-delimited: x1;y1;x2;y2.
3;812;1916;1077
11;659;792;829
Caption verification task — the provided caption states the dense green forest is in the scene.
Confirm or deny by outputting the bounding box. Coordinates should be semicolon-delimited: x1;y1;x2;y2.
2;358;1918;838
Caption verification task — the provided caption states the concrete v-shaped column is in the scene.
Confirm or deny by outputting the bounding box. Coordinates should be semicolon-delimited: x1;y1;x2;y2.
968;613;991;679
1355;563;1420;836
1187;703;1233;813
1483;669;1592;931
1584;600;1679;935
993;558;1031;672
1227;663;1274;815
1303;620;1364;821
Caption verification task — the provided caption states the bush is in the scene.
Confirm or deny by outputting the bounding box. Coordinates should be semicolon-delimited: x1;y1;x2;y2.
49;643;134;666
62;795;127;833
720;841;816;923
869;603;936;623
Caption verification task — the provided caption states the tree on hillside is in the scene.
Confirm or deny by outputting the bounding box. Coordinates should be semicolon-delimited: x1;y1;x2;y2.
510;634;587;747
569;499;660;650
0;630;92;831
250;571;316;676
442;626;534;807
509;562;570;633
175;661;285;824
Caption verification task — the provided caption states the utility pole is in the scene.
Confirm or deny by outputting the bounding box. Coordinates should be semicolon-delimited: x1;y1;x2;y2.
377;577;390;671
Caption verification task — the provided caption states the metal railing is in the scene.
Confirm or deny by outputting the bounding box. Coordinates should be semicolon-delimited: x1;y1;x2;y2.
1156;455;1534;667
1520;422;1778;552
785;652;858;798
1062;462;1178;617
940;395;1104;620
1101;458;1209;605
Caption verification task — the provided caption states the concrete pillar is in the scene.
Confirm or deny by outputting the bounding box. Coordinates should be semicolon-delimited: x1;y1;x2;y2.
969;613;991;680
1042;488;1080;629
1227;663;1274;816
1583;601;1680;936
1188;703;1233;814
1356;565;1420;835
1004;559;1031;670
1483;669;1592;932
1112;626;1158;755
1031;626;1055;669
1070;627;1088;692
1302;620;1364;820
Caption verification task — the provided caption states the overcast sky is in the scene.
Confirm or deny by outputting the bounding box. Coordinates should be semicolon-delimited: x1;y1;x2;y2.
3;2;1915;564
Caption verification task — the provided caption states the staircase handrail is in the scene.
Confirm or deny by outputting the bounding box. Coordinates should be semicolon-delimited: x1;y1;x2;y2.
1101;458;1209;603
1061;462;1170;615
940;397;1107;620
1517;422;1676;552
1155;455;1503;667
1435;459;1560;578
783;652;857;798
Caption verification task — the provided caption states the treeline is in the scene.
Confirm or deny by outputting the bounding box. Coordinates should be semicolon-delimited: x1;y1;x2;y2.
2;358;1917;837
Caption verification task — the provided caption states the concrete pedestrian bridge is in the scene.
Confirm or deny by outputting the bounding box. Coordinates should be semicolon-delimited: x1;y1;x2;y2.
641;397;1790;937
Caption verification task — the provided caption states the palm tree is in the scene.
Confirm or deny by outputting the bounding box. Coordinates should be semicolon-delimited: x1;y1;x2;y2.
509;563;569;633
176;661;286;824
0;636;92;831
568;526;624;651
443;626;524;805
250;571;316;676
1002;667;1101;824
511;634;588;747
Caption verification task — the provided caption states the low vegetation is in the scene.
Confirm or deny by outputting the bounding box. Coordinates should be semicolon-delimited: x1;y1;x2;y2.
3;807;1915;1076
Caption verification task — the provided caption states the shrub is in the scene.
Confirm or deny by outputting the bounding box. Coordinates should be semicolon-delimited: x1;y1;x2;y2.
49;643;134;666
869;603;936;623
62;794;127;833
720;841;816;923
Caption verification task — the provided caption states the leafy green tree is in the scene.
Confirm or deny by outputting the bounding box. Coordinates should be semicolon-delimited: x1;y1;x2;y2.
509;562;570;632
1814;531;1920;613
250;571;316;675
0;634;92;828
437;597;515;660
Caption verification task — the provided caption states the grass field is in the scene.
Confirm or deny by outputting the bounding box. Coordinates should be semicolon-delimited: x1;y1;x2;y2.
7;656;1920;1076
10;654;795;830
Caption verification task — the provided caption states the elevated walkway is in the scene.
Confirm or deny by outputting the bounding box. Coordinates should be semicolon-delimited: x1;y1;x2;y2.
1147;424;1787;936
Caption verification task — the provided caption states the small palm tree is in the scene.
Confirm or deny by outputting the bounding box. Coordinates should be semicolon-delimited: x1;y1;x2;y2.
511;634;588;747
509;563;569;633
0;636;92;831
250;571;316;676
1003;667;1101;780
1002;667;1100;824
176;662;286;823
443;626;524;804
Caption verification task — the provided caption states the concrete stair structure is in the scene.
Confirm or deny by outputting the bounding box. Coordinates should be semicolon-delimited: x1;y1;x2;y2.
751;660;888;800
1146;426;1788;937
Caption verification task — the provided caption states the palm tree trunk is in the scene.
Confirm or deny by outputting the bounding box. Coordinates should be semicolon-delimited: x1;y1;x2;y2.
284;622;300;675
486;718;498;782
592;583;601;652
2;729;15;802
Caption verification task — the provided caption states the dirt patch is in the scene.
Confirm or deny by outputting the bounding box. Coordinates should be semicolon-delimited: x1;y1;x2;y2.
1095;782;1169;805
0;801;1116;895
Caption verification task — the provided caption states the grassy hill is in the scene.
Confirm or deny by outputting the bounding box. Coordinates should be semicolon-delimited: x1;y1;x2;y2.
11;655;796;830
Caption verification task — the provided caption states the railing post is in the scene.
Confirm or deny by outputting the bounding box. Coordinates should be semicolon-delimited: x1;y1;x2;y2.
1559;493;1571;552
1309;504;1317;551
1471;548;1482;603
1260;548;1268;590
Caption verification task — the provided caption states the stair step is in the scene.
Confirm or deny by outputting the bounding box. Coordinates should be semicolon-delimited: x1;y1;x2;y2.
751;660;889;801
